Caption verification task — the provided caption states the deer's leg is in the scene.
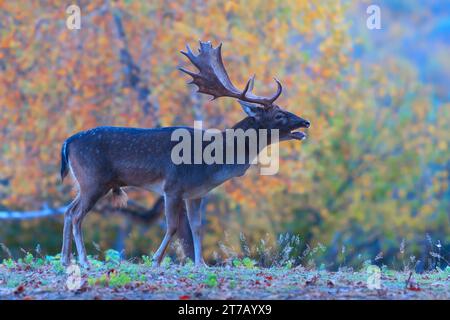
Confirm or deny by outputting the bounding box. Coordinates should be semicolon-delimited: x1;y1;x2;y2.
185;198;206;267
177;209;195;261
61;196;79;266
72;188;106;268
153;195;182;265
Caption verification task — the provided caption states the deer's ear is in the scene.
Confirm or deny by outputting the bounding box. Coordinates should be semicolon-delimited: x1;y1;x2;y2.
239;101;262;118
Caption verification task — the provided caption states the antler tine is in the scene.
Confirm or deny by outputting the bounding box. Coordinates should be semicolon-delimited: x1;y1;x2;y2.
178;67;196;78
242;75;255;98
180;45;201;69
242;77;282;106
269;78;283;103
241;76;252;97
248;75;255;92
199;40;213;52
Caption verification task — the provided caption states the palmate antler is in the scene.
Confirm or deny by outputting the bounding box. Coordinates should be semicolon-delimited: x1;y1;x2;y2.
179;41;282;107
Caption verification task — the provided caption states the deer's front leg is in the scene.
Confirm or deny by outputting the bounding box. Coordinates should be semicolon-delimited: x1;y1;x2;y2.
185;198;206;267
153;195;182;265
177;208;195;260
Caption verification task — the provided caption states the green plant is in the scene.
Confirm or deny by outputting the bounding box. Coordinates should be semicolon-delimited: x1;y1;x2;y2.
283;260;293;269
232;259;242;268
46;255;65;274
204;273;218;287
184;258;194;267
33;258;45;268
381;265;395;277
24;252;34;265
232;257;256;269
187;273;195;279
142;255;152;267
87;256;104;269
362;259;372;271
119;262;145;281
87;277;97;287
105;249;121;266
5;276;23;288
88;274;108;287
109;272;132;287
2;258;16;269
242;257;256;269
162;256;172;268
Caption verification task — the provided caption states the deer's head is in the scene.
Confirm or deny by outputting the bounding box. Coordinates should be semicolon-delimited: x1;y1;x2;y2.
180;41;310;141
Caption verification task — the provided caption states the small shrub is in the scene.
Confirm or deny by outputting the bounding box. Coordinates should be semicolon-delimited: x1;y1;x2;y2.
33;258;45;268
184;258;194;268
232;257;256;269
45;255;65;274
162;256;172;268
119;263;141;280
204;273;218;287
142;255;152;267
232;259;242;268
87;277;97;287
24;252;34;265
2;258;16;269
87;256;104;269
105;249;121;266
242;257;256;269
187;273;195;279
6;276;23;288
88;274;108;287
109;272;132;288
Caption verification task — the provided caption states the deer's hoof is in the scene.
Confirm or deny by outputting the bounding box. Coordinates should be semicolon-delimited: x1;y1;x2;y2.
151;259;162;268
78;260;91;270
61;258;70;267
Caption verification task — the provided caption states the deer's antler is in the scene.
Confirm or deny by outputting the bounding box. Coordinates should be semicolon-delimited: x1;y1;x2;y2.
179;41;282;107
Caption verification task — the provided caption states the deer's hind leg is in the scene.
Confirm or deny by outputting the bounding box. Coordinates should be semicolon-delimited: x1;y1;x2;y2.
61;196;80;266
72;184;109;268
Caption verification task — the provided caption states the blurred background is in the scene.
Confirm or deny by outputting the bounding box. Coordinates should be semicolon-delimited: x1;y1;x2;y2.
0;0;449;270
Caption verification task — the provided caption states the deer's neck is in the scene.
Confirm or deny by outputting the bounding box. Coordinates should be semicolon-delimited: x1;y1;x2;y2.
205;117;274;186
231;116;259;131
230;116;271;152
215;117;270;173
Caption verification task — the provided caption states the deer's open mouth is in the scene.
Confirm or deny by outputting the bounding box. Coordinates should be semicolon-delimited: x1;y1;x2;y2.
279;129;307;142
286;120;310;141
288;131;307;140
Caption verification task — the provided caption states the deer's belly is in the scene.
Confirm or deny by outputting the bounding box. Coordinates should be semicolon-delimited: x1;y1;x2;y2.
182;182;220;200
181;167;247;199
141;180;165;195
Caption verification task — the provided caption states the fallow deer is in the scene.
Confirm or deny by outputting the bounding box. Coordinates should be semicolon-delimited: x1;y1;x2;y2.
60;41;310;267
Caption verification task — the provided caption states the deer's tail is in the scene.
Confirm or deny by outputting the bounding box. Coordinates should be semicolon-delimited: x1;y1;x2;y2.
60;139;70;182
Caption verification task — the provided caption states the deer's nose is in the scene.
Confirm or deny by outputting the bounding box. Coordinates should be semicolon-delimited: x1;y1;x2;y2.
302;120;311;128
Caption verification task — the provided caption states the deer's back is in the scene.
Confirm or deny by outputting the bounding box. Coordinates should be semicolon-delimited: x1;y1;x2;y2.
66;126;186;189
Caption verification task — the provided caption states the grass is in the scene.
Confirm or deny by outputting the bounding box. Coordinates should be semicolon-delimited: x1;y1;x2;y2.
0;235;448;299
0;249;448;300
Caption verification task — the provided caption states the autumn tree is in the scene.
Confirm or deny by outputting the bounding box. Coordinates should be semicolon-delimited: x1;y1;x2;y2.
0;0;448;267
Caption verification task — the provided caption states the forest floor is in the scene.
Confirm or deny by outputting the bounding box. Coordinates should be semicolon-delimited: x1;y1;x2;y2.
0;254;449;300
